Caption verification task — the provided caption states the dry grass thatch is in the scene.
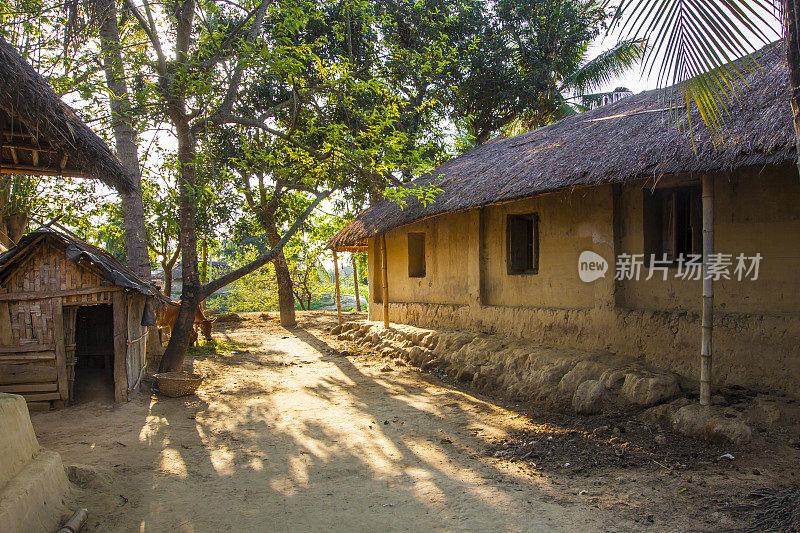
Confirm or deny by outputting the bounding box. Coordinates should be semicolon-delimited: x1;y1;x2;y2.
0;38;131;192
329;41;793;249
729;486;800;532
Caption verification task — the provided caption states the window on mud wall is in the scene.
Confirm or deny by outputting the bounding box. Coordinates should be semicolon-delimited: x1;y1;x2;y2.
506;214;539;275
643;186;701;264
407;232;426;278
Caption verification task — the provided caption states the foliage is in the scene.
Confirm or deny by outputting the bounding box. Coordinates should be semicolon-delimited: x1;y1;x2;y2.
608;0;780;136
502;36;645;135
207;246;279;313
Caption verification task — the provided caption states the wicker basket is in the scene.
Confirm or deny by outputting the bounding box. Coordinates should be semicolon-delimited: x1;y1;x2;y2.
155;372;203;397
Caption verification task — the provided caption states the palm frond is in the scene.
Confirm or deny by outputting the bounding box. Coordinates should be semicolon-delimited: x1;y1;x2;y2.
565;38;646;94
609;0;781;136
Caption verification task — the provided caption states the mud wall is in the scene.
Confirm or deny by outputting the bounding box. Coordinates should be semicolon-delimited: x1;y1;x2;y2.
366;165;800;396
481;187;613;308
616;167;800;313
380;211;475;306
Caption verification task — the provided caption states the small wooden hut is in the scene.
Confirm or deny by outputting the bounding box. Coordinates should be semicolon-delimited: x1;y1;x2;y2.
0;38;152;410
0;228;167;409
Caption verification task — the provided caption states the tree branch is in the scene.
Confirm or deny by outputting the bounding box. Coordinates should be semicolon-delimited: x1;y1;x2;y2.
122;0;167;76
208;0;270;119
201;189;331;297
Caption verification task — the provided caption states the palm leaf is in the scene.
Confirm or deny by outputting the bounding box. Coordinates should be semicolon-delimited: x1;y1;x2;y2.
608;0;781;137
565;38;646;94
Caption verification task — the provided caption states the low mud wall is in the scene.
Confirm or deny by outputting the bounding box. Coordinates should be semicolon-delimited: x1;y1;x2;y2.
368;302;800;396
337;320;683;413
336;321;800;444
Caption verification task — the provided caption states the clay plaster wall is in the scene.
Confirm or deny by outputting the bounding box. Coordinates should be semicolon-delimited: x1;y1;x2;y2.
373;211;477;306
365;165;800;395
616;166;800;313
480;187;613;308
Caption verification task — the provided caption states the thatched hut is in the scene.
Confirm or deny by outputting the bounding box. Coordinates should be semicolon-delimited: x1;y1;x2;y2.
0;228;167;409
0;37;131;191
328;42;800;397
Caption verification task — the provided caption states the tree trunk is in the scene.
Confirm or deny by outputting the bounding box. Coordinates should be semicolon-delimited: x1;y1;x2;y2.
294;289;306;310
264;222;297;327
159;113;202;372
163;262;173;299
98;0;150;279
200;238;208;310
162;245;180;300
785;0;800;175
0;212;26;249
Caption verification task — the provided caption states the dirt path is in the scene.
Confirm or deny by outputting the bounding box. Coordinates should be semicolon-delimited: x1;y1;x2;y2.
31;311;790;532
30;312;635;532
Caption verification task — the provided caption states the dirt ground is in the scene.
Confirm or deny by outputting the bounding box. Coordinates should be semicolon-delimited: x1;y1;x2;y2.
30;311;799;532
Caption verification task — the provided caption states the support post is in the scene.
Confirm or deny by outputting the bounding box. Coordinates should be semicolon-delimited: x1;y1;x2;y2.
381;234;389;328
700;174;714;406
52;297;67;402
352;253;361;312
333;250;342;326
112;290;129;403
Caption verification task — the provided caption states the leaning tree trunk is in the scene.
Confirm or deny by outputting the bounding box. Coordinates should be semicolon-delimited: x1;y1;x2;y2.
99;0;150;279
265;222;297;328
785;0;800;175
159;114;202;372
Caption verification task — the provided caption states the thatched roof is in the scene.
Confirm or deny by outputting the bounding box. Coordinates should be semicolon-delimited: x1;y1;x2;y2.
0;227;169;302
329;41;794;249
0;38;132;192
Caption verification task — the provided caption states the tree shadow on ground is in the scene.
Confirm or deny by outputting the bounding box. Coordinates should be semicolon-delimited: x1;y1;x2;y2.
38;313;624;532
122;319;601;531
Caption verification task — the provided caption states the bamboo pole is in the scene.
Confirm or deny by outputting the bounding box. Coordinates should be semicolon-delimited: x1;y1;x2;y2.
352;253;361;312
381;234;389;328
700;174;714;406
333;251;342;326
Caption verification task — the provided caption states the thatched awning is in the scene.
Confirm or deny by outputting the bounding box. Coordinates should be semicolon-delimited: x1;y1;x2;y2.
0;39;131;192
328;41;794;250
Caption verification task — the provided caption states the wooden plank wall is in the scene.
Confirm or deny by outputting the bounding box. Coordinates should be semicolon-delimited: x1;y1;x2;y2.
0;244;119;408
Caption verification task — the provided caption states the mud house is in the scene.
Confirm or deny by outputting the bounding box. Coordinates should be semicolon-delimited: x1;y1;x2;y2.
328;43;800;397
0;37;163;410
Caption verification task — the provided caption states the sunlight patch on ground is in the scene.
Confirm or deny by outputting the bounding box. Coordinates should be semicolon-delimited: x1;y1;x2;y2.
139;399;169;446
159;447;189;478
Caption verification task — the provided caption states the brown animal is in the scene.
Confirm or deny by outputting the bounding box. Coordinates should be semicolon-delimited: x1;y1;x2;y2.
156;301;215;343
